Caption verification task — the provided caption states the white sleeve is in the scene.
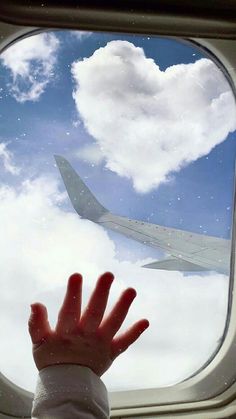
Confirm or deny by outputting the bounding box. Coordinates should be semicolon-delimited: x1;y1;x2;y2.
31;364;110;419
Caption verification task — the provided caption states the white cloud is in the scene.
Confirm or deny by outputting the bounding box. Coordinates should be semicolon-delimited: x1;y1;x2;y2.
76;143;105;164
72;40;236;193
0;176;228;392
0;32;60;102
70;31;92;40
0;142;20;175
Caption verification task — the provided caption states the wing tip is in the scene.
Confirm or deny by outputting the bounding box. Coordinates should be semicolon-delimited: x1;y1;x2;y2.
54;154;64;164
54;154;109;222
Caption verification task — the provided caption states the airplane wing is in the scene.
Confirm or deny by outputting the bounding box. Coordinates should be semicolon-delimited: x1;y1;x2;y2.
55;155;231;275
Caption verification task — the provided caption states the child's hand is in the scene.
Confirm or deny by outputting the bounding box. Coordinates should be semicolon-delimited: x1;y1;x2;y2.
28;272;149;376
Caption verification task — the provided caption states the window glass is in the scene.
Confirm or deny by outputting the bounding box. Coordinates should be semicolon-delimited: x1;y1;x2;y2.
0;30;235;393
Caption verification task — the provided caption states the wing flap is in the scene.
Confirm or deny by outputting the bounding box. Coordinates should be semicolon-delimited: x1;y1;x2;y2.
142;258;209;272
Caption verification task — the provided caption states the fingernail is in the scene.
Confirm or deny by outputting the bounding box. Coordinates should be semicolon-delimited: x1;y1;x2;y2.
70;273;82;285
30;304;37;314
106;272;114;279
143;319;150;328
101;272;114;284
129;288;137;298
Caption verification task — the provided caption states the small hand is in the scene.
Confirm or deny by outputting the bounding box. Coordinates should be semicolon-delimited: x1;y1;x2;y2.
28;272;149;376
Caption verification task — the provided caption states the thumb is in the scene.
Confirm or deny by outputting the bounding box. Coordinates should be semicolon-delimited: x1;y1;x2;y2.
28;303;52;344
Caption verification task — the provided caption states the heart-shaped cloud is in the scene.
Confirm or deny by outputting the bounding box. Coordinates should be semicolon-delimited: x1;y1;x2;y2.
72;40;236;193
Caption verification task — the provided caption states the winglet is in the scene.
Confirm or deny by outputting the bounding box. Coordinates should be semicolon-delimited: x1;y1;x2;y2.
54;155;108;222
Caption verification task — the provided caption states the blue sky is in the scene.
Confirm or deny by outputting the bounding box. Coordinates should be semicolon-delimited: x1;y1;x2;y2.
0;31;235;241
0;30;235;269
0;30;235;392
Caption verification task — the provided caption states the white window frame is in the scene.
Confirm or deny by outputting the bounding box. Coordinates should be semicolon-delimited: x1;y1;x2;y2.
0;21;236;418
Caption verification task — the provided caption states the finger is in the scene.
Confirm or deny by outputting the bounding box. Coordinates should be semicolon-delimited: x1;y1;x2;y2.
99;287;137;339
28;303;52;344
110;319;149;360
80;272;114;333
56;273;82;335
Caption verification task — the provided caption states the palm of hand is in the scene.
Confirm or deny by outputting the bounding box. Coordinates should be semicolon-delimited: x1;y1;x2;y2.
29;272;149;376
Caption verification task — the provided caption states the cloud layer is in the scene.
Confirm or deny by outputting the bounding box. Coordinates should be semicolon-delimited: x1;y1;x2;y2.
72;40;236;193
0;176;228;392
1;33;59;102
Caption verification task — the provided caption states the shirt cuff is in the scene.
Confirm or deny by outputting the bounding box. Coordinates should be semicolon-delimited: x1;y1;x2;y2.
32;364;109;419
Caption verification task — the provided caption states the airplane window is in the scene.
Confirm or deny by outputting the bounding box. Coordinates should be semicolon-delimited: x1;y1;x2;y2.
0;30;235;393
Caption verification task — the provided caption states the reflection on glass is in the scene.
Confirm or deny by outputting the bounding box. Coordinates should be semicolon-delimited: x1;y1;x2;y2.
0;30;235;392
